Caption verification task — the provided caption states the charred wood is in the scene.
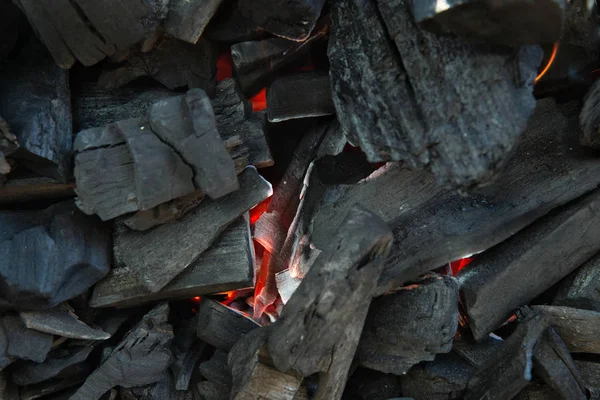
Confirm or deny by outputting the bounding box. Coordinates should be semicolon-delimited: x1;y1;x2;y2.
458;188;600;340
120;372;192;400
171;316;207;391
554;251;600;312
19;306;110;341
0;36;71;180
533;305;600;354
575;360;600;400
516;383;559;400
164;0;223;43
20;370;89;400
2;315;52;364
342;368;402;400
199;350;232;387
204;0;265;43
328;0;541;189
580;79;600;148
452;334;503;368
12;346;92;385
70;303;174;400
195;381;230;400
413;0;565;45
266;72;335;122
196;298;259;351
0;117;18;177
356;274;459;375
0;177;75;207
0;201;110;310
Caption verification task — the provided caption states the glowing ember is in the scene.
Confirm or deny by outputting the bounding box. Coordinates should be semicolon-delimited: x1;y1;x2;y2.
451;257;473;275
249;197;271;225
250;88;267;112
192;296;201;303
217;49;233;81
535;42;559;83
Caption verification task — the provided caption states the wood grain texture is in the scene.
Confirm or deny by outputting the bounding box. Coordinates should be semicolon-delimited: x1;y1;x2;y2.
533;305;600;354
553;252;600;312
164;0;223;43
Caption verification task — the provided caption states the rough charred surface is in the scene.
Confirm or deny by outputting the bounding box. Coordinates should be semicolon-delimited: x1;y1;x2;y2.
164;0;223;43
0;177;75;206
532;328;587;400
150;89;239;199
400;353;474;400
0;36;72;181
20;368;89;400
357;274;459;375
196;381;230;400
12;346;92;385
266;72;335;122
98;36;217;94
464;313;548;400
120;372;192;400
196;298;259;351
268;206;393;379
328;0;541;189
342;368;402;400
91;216;254;308
580;80;600;148
0;202;111;310
0;371;19;400
0;117;18;177
237;0;325;40
204;0;265;43
575;360;600;399
171;315;207;391
515;383;559;400
533;305;600;354
70;304;174;400
19;306;110;341
413;0;564;44
114;167;269;293
452;334;503;368
459;188;600;340
2;315;53;364
232;38;296;76
229;327;302;400
554;251;600;311
199;350;232;387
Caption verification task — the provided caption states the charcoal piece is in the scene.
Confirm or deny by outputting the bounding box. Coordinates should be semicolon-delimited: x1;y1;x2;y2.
516;383;559;400
98;36;217;94
94;309;134;336
19;307;110;341
196;298;259;351
532;328;587;400
120;118;196;210
72;81;176;131
532;305;600;354
452;334;503;368
0;36;71;180
575;360;600;399
0;371;18;400
356;274;459;375
115;167;270;293
342;368;402;400
237;0;325;40
164;0;223;43
0;321;13;369
0;117;18;176
70;303;174;400
91;216;254;308
199;350;232;386
171;316;207;391
204;0;265;43
233;20;329;96
328;0;541;189
275;270;302;304
400;353;474;400
149;89;239;199
229;327;302;400
195;381;230;400
413;0;565;45
0;177;75;206
0;202;111;310
458;188;600;340
464;313;548;400
2;315;52;363
554;252;600;311
580;79;600;149
266;72;335;122
20;372;89;400
120;372;192;400
268;206;393;377
12;346;92;385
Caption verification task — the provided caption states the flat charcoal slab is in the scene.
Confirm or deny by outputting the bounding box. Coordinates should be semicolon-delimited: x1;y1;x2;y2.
164;0;223;43
553;251;600;311
328;0;541;188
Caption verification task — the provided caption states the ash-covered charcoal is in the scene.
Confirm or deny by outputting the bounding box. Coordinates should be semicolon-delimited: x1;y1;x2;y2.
19;306;110;341
413;0;565;45
459;188;600;340
11;346;93;385
0;201;111;310
266;71;335;123
356;274;459;375
328;0;542;189
98;35;217;94
2;315;53;364
342;368;402;400
164;0;223;43
196;298;259;351
237;0;325;40
70;303;174;400
554;251;600;312
400;353;474;400
0;35;71;181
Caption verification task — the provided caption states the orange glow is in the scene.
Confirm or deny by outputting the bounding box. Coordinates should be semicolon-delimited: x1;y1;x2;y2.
249;197;271;225
220;291;237;306
535;42;559;83
250;88;267;112
191;296;201;303
451;257;473;275
217;48;233;82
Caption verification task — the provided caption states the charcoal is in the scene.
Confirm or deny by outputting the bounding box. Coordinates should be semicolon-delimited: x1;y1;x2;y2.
0;35;71;180
328;0;541;189
575;360;600;399
400;353;474;400
342;368;402;400
452;334;503;368
459;188;600;340
94;309;134;336
580;79;600;148
195;381;230;400
91;216;254;308
98;36;217;94
0;117;18;177
554;251;600;311
266;72;335;123
20;371;89;400
171;316;208;391
413;0;565;45
204;0;265;43
70;303;174;400
0;321;13;370
231;38;296;76
164;0;223;43
196;298;259;351
0;176;75;206
199;350;232;387
0;201;110;310
12;346;93;385
2;315;52;363
0;371;18;400
356;274;459;375
120;372;192;400
19;306;110;341
533;305;600;354
516;383;559;400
